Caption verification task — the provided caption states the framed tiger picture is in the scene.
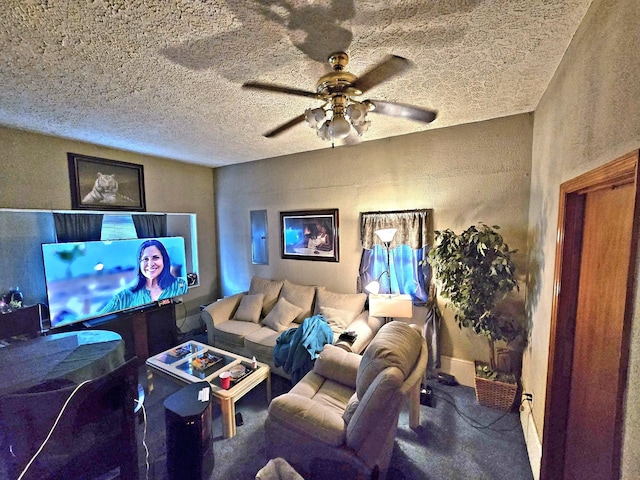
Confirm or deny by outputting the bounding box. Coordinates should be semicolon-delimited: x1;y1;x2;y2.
68;153;146;211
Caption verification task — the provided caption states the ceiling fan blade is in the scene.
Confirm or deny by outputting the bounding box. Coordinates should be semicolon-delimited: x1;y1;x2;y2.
242;82;318;99
368;99;437;124
351;55;412;93
264;114;307;138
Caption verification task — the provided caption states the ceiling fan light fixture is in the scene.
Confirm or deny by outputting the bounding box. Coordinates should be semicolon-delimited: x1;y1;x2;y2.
317;122;331;141
244;52;437;141
328;114;351;139
353;120;371;136
346;102;369;126
305;107;326;128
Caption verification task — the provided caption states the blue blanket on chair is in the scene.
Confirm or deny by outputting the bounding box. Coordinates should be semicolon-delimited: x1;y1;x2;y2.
273;314;334;384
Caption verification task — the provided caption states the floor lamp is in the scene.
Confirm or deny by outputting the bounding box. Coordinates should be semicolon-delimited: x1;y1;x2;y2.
365;228;413;321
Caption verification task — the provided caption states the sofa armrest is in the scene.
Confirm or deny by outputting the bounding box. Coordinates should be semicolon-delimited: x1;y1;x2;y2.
342;312;385;354
200;293;244;344
314;344;361;388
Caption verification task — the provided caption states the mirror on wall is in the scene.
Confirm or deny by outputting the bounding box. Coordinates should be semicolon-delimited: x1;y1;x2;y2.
250;210;268;265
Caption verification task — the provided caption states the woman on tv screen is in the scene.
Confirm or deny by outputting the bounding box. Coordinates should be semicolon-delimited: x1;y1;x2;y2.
100;239;187;314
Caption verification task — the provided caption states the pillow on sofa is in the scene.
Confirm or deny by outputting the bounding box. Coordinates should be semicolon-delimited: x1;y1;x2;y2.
232;293;264;323
314;289;367;317
279;279;317;323
262;297;302;333
249;276;284;317
319;305;356;334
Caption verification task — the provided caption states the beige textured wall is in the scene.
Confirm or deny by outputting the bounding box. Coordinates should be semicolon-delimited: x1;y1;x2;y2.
0;126;218;325
524;0;640;477
214;113;532;362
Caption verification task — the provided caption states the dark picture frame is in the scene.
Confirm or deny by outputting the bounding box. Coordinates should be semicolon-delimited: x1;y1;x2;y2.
67;153;146;211
280;209;339;262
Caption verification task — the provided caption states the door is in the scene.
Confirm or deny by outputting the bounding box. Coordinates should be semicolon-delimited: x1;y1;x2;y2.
541;151;639;480
563;182;634;478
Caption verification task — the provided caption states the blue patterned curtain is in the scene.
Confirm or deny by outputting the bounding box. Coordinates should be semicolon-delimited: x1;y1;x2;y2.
359;209;440;370
358;210;433;304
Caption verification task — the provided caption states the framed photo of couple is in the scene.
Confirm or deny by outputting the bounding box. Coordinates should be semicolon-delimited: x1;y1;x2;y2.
280;209;339;262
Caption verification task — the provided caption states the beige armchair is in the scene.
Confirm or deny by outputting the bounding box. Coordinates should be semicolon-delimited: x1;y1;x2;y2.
264;321;427;480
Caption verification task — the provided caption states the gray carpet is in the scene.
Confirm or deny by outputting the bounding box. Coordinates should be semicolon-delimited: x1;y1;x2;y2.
135;366;534;480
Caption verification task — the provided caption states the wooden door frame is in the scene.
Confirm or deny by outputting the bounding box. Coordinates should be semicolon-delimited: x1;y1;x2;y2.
540;151;640;479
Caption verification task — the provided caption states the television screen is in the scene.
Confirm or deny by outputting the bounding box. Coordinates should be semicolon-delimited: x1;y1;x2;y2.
42;237;189;329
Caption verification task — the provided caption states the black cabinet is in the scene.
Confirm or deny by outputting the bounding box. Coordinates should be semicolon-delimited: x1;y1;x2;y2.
56;303;177;363
146;303;179;356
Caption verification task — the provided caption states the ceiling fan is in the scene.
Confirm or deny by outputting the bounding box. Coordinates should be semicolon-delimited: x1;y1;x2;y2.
242;51;437;142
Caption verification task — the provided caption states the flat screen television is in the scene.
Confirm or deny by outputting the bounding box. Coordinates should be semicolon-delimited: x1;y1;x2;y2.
42;236;189;329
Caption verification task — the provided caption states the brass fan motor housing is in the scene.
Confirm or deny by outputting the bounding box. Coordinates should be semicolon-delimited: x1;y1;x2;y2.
316;52;363;97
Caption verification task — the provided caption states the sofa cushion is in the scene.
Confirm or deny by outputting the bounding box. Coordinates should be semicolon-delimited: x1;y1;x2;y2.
213;319;263;349
232;293;264;323
244;326;283;360
356;321;421;399
279;279;317;323
263;297;302;333
268;393;346;446
319;305;356;334
249;276;284;316
314;289;366;317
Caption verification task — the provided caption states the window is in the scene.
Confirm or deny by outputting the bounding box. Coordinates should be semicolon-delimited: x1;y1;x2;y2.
358;210;433;304
100;214;137;240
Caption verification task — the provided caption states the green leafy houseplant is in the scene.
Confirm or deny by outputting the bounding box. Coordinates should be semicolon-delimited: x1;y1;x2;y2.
427;223;520;376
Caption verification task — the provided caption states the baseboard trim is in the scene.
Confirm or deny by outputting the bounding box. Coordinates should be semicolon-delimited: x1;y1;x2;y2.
439;355;475;387
520;401;542;480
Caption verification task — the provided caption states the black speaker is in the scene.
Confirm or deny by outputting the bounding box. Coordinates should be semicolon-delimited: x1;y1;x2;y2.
164;382;214;480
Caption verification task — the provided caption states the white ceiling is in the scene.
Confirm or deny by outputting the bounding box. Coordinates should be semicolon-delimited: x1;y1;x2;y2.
0;0;593;168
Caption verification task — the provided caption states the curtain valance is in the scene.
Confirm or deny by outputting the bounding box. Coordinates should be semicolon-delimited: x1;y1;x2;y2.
360;209;433;249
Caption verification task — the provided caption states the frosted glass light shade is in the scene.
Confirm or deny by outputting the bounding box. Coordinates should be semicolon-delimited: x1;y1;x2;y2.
353;120;370;136
317;122;331;140
305;107;326;128
346;102;368;125
328;114;351;139
365;280;381;294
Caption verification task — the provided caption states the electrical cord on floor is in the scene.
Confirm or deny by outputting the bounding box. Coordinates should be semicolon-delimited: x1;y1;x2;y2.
134;398;150;480
16;380;91;480
429;382;525;433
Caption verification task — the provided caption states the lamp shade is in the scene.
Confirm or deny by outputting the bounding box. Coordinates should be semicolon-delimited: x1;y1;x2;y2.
328;114;351;139
375;228;398;244
368;294;413;318
364;280;381;295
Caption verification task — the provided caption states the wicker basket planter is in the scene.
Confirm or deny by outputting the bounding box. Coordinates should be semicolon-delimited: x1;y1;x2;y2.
474;362;518;412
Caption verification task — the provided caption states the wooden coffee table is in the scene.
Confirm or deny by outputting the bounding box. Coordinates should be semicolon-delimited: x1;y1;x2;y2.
146;340;271;438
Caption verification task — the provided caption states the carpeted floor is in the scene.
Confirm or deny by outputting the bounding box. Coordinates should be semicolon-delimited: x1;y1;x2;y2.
135;364;534;480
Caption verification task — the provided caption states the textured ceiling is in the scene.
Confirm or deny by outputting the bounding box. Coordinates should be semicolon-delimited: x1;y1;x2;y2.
0;0;593;167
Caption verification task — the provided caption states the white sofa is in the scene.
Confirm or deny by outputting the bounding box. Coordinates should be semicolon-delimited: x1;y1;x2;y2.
200;277;385;379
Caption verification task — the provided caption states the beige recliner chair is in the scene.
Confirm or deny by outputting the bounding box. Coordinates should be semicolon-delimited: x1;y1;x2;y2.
264;321;427;480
